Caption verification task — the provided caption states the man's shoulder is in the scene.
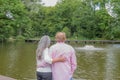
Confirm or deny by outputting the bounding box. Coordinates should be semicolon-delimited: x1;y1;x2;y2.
64;43;75;52
50;43;57;48
64;43;74;48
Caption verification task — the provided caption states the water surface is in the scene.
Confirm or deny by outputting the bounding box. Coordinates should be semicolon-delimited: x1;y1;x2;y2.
0;42;120;80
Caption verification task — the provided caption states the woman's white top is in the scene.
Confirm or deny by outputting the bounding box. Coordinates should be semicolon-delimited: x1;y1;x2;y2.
37;48;52;72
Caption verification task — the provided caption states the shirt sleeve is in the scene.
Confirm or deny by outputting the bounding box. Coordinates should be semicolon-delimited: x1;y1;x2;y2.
44;48;52;64
70;48;77;74
37;60;49;67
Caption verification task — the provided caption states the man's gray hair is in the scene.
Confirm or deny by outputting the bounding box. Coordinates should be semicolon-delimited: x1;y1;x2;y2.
36;35;51;60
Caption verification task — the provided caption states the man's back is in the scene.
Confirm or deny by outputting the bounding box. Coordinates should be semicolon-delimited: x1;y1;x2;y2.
49;42;77;80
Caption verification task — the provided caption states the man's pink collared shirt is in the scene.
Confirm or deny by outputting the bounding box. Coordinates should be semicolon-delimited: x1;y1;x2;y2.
49;42;77;80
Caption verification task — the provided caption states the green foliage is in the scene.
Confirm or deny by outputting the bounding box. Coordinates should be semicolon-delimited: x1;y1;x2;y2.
16;35;25;40
62;27;71;38
0;0;34;41
0;0;120;41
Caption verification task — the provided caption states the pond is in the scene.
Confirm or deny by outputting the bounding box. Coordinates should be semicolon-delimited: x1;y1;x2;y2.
0;42;120;80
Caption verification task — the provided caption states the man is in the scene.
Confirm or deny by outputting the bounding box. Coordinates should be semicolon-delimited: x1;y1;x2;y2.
49;32;77;80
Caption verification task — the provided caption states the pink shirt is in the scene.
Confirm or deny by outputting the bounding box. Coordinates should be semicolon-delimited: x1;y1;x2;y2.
49;42;77;80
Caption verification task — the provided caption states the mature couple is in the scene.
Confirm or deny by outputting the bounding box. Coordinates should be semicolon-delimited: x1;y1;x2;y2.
36;32;77;80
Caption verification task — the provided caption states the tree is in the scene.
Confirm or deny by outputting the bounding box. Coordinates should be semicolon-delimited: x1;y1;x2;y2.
0;0;34;41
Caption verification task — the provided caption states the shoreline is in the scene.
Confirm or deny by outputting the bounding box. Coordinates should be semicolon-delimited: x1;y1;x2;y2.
0;75;16;80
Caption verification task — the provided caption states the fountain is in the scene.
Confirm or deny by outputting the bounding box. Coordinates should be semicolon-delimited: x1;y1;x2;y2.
75;45;104;51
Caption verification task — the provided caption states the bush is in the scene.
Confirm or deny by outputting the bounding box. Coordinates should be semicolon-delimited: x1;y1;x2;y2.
16;35;25;40
62;27;71;38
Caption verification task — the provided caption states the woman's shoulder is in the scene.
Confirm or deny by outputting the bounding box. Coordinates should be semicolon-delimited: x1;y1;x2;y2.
43;48;49;53
44;47;49;50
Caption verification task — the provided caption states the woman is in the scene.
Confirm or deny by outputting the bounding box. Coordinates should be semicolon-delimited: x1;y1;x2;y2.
36;35;65;80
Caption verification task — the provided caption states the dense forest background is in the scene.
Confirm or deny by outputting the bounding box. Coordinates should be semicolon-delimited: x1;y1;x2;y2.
0;0;120;41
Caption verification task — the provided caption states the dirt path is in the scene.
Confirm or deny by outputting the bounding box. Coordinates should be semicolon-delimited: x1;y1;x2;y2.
0;75;16;80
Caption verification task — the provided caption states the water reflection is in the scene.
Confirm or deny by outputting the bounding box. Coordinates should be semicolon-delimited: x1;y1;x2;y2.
0;42;36;80
105;49;116;80
75;45;106;80
75;44;120;80
5;43;18;76
0;43;120;80
104;45;120;80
